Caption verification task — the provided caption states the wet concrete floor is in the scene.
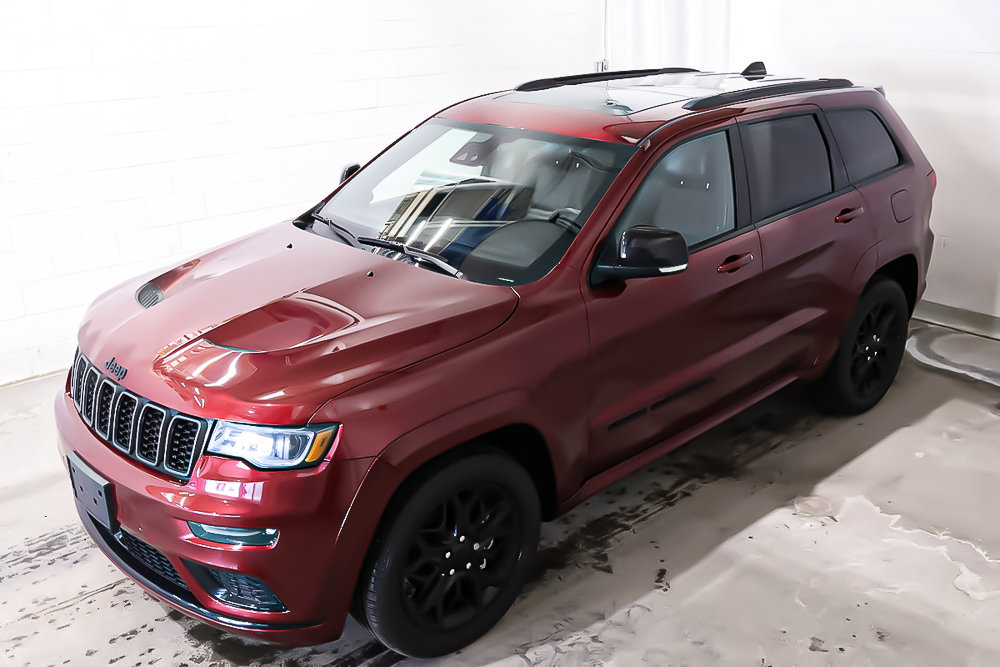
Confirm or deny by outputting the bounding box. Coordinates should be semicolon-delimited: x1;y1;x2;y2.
3;323;1000;665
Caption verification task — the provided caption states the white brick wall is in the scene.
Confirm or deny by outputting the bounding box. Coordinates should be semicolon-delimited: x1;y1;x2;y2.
0;0;604;385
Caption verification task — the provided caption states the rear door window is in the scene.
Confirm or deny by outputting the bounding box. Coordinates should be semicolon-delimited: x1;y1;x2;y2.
743;114;833;221
826;108;900;183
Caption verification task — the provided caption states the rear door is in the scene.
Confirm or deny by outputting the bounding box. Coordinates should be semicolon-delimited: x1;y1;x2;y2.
824;106;912;243
736;106;878;373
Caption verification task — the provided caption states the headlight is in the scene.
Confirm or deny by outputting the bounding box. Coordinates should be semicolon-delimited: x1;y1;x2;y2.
207;422;339;469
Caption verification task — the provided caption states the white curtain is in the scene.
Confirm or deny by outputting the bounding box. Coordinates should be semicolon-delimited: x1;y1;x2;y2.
605;0;733;71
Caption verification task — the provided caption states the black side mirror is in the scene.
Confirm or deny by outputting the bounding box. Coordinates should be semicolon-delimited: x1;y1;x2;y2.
592;225;689;285
340;163;361;184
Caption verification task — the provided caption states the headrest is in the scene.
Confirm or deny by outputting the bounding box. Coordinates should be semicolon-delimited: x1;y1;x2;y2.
661;143;709;180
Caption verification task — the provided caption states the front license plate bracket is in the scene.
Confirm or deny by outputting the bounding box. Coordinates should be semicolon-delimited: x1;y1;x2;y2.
67;451;116;532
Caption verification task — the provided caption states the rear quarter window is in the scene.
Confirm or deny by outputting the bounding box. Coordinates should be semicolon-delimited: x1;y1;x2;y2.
826;108;900;183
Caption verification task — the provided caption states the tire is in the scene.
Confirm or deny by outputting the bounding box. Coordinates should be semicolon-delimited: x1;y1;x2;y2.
815;277;909;415
354;451;541;658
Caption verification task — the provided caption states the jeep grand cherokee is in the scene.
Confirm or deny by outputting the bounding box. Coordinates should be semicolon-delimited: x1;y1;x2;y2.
57;63;934;658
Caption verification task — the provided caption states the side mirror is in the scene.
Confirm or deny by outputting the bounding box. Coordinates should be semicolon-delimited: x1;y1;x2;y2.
592;225;689;285
340;163;361;184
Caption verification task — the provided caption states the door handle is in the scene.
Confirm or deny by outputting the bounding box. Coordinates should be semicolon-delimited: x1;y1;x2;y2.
717;252;754;273
834;207;864;223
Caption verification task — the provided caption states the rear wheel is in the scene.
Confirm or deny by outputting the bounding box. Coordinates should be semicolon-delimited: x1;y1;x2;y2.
355;451;540;658
816;277;909;414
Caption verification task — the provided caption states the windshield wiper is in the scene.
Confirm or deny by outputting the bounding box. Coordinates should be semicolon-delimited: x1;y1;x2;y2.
311;212;362;248
454;177;496;185
357;237;465;279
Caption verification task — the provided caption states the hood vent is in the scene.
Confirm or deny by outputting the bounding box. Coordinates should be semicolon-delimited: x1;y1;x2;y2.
136;282;164;308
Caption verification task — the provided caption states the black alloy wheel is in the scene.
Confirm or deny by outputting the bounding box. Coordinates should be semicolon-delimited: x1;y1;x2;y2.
401;486;519;631
849;300;901;401
355;451;540;658
816;277;909;415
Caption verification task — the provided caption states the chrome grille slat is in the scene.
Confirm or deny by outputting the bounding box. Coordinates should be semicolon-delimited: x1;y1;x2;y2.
82;368;99;425
72;354;87;405
135;404;166;466
112;391;138;454
164;416;202;476
70;352;207;481
95;379;115;438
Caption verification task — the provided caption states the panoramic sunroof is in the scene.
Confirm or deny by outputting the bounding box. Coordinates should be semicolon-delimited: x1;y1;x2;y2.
501;81;691;116
501;72;806;116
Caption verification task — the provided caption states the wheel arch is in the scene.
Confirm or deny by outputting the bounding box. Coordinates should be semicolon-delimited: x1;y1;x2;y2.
382;422;559;522
468;423;558;521
346;421;559;632
871;253;918;314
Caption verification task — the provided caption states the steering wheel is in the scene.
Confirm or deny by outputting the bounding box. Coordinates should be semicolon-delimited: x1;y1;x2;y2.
547;207;583;231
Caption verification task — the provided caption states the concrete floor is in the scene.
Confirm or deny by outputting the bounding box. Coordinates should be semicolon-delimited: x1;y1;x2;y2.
3;322;1000;666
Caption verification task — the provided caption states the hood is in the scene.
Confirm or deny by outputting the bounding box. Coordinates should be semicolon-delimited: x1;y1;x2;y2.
77;221;518;423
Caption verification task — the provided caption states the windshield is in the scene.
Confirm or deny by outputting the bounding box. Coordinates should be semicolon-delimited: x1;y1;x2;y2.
315;119;635;285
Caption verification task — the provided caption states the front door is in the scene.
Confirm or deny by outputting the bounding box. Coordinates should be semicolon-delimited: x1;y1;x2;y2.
583;123;769;475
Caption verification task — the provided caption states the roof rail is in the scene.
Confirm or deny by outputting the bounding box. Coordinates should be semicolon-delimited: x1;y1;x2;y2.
515;67;700;92
682;78;854;111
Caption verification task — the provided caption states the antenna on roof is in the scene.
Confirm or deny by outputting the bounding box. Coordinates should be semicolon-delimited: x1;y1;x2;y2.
741;61;767;81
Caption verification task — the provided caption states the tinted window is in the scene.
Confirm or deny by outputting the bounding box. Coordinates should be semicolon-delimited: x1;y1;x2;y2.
744;115;832;220
827;109;900;182
610;131;735;250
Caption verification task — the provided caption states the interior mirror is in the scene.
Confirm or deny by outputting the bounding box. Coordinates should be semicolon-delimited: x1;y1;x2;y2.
592;225;689;285
340;163;361;184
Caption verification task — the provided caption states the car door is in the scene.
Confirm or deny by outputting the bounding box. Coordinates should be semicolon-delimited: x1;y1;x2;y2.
824;105;917;250
583;122;772;475
737;107;878;373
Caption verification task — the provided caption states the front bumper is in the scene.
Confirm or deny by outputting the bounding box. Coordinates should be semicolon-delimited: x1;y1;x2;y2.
75;508;321;636
55;386;390;646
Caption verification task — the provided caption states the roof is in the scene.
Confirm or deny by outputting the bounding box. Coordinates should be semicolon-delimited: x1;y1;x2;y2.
438;64;858;145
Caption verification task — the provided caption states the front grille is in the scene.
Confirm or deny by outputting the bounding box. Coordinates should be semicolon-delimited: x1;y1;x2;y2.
118;529;189;592
72;356;88;410
186;563;285;612
95;381;115;437
165;418;200;476
82;369;99;423
113;393;137;451
136;405;165;465
70;351;209;481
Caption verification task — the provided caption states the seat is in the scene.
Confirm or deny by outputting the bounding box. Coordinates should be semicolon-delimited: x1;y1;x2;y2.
641;134;735;246
485;141;616;221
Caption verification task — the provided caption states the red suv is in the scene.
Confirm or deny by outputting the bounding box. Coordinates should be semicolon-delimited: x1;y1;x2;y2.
57;63;934;657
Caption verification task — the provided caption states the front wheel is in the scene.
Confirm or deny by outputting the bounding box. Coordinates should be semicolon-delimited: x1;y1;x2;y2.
355;451;540;658
815;277;909;414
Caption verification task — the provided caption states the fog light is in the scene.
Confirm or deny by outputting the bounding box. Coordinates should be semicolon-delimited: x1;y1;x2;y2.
188;522;278;547
184;561;286;612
